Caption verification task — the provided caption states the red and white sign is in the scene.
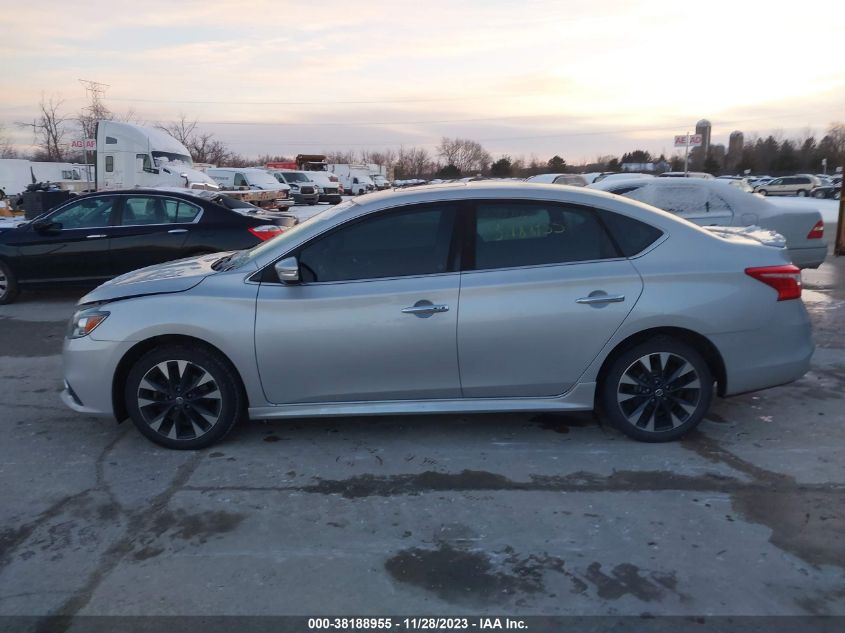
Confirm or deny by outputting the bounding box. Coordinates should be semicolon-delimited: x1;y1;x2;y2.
674;134;703;148
70;139;96;150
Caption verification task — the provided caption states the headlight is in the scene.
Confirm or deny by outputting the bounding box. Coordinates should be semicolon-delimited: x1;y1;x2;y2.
68;309;110;339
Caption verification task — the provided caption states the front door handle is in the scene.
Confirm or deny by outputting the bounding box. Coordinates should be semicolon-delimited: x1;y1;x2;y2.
576;294;625;305
86;234;107;239
168;229;188;234
401;300;449;318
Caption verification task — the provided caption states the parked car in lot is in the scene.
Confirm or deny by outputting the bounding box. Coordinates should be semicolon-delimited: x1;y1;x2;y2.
206;167;292;209
0;189;291;304
754;175;820;197
372;174;391;190
590;177;827;268
269;170;320;205
61;182;813;449
716;176;755;193
658;172;715;179
525;173;588;186
300;170;342;204
810;176;842;199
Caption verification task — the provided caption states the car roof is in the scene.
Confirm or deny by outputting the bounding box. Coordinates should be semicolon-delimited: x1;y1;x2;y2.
72;188;211;201
344;180;710;222
246;181;720;272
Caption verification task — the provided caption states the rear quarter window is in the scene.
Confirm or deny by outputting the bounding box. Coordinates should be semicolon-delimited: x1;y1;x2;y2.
600;211;663;257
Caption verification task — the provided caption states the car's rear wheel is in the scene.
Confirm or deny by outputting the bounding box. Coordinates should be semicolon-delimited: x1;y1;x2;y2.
813;190;826;198
599;337;713;442
0;260;19;305
797;189;807;197
125;345;244;449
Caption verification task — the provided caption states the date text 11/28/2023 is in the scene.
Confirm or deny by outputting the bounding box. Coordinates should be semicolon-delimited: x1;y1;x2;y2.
307;617;528;630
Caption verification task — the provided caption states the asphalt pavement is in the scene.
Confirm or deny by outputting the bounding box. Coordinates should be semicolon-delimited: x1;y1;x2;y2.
1;240;843;624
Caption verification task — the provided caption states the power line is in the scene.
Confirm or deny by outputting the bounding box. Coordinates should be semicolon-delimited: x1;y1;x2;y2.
204;109;845;149
106;93;549;106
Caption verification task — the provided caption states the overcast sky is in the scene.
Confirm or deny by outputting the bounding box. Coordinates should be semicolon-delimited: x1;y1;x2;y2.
1;0;843;163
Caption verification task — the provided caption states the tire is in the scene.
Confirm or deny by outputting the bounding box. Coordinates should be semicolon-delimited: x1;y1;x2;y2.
0;260;19;305
797;190;807;197
835;191;841;200
124;345;245;449
813;190;826;198
757;189;767;196
598;337;713;442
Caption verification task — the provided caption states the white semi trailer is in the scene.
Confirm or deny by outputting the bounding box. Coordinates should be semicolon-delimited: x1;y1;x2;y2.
95;121;219;191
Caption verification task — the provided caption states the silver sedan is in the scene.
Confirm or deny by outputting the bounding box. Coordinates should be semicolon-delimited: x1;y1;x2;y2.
62;182;813;449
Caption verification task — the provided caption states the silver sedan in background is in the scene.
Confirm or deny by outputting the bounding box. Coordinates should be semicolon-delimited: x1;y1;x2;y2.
62;183;813;449
589;177;827;268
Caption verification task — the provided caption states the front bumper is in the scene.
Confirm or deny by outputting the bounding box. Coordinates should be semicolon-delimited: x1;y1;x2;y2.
61;335;133;418
292;192;320;204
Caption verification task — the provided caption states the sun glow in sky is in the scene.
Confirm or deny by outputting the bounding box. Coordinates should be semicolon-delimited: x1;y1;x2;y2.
1;0;843;162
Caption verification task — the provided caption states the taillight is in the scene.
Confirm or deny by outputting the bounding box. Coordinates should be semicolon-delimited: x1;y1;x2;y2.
745;265;802;301
248;225;284;241
807;220;824;239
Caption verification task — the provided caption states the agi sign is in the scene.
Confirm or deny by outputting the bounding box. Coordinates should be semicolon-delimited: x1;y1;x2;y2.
674;134;703;147
70;139;96;150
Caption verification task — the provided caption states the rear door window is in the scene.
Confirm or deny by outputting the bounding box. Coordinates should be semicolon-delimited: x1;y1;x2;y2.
471;201;617;270
163;198;203;223
600;211;663;256
121;197;167;225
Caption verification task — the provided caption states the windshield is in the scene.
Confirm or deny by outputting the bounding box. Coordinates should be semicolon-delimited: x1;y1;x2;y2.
282;172;310;183
303;162;328;172
248;170;286;188
152;151;193;166
222;200;357;270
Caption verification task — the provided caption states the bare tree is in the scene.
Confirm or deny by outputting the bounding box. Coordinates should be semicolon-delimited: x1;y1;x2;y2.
18;95;69;161
189;133;229;165
157;115;235;166
436;137;491;173
363;148;397;168
395;146;434;178
158;114;198;148
0;124;19;158
324;150;358;164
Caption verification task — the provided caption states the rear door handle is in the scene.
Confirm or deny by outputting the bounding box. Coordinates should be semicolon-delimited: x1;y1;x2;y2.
86;234;107;239
576;294;625;305
168;229;188;234
401;301;449;318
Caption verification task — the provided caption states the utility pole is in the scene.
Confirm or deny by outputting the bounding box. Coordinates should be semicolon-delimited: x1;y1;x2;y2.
79;79;110;182
683;131;690;177
835;159;845;256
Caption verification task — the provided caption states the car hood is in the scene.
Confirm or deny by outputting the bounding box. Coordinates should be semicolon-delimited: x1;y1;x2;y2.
79;252;229;305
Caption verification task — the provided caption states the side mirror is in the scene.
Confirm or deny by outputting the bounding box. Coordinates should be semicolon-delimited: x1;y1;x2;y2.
33;219;60;234
274;256;300;283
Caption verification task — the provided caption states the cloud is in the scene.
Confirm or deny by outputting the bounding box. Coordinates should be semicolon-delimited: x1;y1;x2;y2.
2;0;843;159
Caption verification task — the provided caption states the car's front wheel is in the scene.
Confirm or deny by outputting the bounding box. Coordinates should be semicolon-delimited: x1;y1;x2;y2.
757;189;767;196
0;260;19;305
599;337;713;442
125;345;244;449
